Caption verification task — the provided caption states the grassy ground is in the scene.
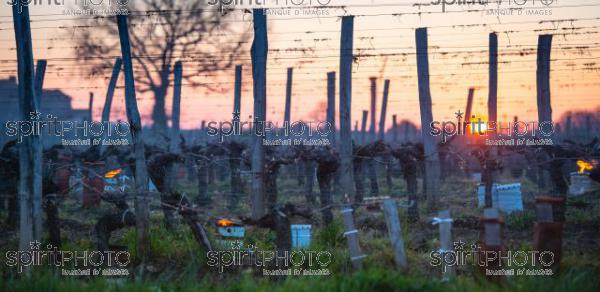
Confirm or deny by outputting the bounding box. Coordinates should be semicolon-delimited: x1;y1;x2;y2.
1;172;599;291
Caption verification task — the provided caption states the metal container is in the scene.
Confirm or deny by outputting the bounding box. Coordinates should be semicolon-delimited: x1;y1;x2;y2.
569;172;591;197
477;183;523;213
291;224;311;248
103;168;136;194
218;226;245;238
215;218;245;250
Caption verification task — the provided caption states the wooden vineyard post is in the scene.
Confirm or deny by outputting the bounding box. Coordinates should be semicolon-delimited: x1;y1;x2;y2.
165;61;183;196
536;35;553;190
488;33;498;128
415;28;441;208
251;9;268;220
464;88;474;136
480;208;504;282
88;92;94;122
360;110;368;145
234;65;242;120
380;79;393;192
392;114;398;142
233;63;242;133
536;35;564;218
34;59;46;106
536;35;553;135
12;2;43;268
327;71;336;145
341;205;365;270
378;79;390;141
284;67;293;126
100;58;122;153
117;14;151;267
34;59;47;144
533;196;563;274
434;210;454;278
484;33;498;208
338;16;355;201
326;71;340;198
229;64;243;209
379;80;392;191
383;199;408;270
101;58;122;123
369;77;377;142
283;66;298;192
170;61;183;155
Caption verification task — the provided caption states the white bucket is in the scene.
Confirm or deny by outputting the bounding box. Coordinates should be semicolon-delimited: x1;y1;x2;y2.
477;183;523;213
569;172;592;197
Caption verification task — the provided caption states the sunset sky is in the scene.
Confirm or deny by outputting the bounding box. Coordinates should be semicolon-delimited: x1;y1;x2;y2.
1;0;599;131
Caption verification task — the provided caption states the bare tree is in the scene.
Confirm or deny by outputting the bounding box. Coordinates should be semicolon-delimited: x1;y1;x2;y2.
75;0;248;141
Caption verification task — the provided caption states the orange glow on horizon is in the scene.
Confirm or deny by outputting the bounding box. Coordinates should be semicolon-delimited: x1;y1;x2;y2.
466;114;488;135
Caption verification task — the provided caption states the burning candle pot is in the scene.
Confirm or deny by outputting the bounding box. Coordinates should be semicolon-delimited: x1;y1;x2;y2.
214;218;245;249
569;160;598;196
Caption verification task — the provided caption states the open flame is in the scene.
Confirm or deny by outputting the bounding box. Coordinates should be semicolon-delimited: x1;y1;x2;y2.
576;160;594;173
104;168;122;179
216;218;238;227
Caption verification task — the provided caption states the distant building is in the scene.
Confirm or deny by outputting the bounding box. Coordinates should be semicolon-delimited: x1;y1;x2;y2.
0;76;88;146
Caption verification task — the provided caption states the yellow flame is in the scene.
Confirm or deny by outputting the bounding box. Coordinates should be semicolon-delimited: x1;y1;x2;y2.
217;219;236;227
577;160;593;173
104;168;122;178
